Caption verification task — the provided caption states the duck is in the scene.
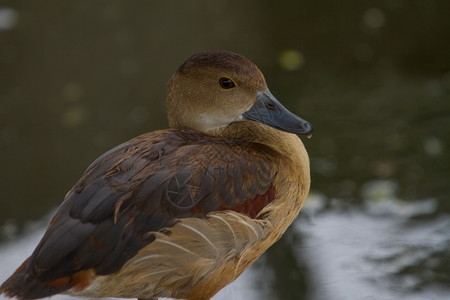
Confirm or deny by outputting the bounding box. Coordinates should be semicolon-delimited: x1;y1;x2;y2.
0;51;312;300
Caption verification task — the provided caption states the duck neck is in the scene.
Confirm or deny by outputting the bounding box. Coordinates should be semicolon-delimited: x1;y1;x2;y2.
211;121;306;158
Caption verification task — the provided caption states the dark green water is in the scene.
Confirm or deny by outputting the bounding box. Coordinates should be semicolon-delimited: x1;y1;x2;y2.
1;1;449;299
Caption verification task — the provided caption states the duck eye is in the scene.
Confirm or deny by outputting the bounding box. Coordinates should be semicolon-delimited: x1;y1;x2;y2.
218;77;236;89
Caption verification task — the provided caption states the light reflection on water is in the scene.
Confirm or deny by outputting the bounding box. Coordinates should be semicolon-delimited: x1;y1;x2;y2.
298;184;450;300
1;181;449;300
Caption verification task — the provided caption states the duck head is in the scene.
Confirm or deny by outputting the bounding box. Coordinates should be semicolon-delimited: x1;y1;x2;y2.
167;51;313;137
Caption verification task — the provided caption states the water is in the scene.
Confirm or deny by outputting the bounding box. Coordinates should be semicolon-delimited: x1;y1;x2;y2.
2;186;449;300
0;1;449;299
298;189;450;300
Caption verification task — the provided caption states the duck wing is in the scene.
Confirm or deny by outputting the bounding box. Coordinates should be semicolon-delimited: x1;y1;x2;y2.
0;129;281;299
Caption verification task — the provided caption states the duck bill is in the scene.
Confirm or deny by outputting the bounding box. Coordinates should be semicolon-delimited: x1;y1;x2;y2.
242;90;313;137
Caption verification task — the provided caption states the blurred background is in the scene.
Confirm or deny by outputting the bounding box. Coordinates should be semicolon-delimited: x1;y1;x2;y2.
0;1;449;299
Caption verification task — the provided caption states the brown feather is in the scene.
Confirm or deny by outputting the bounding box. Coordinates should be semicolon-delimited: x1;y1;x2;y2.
0;51;311;300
